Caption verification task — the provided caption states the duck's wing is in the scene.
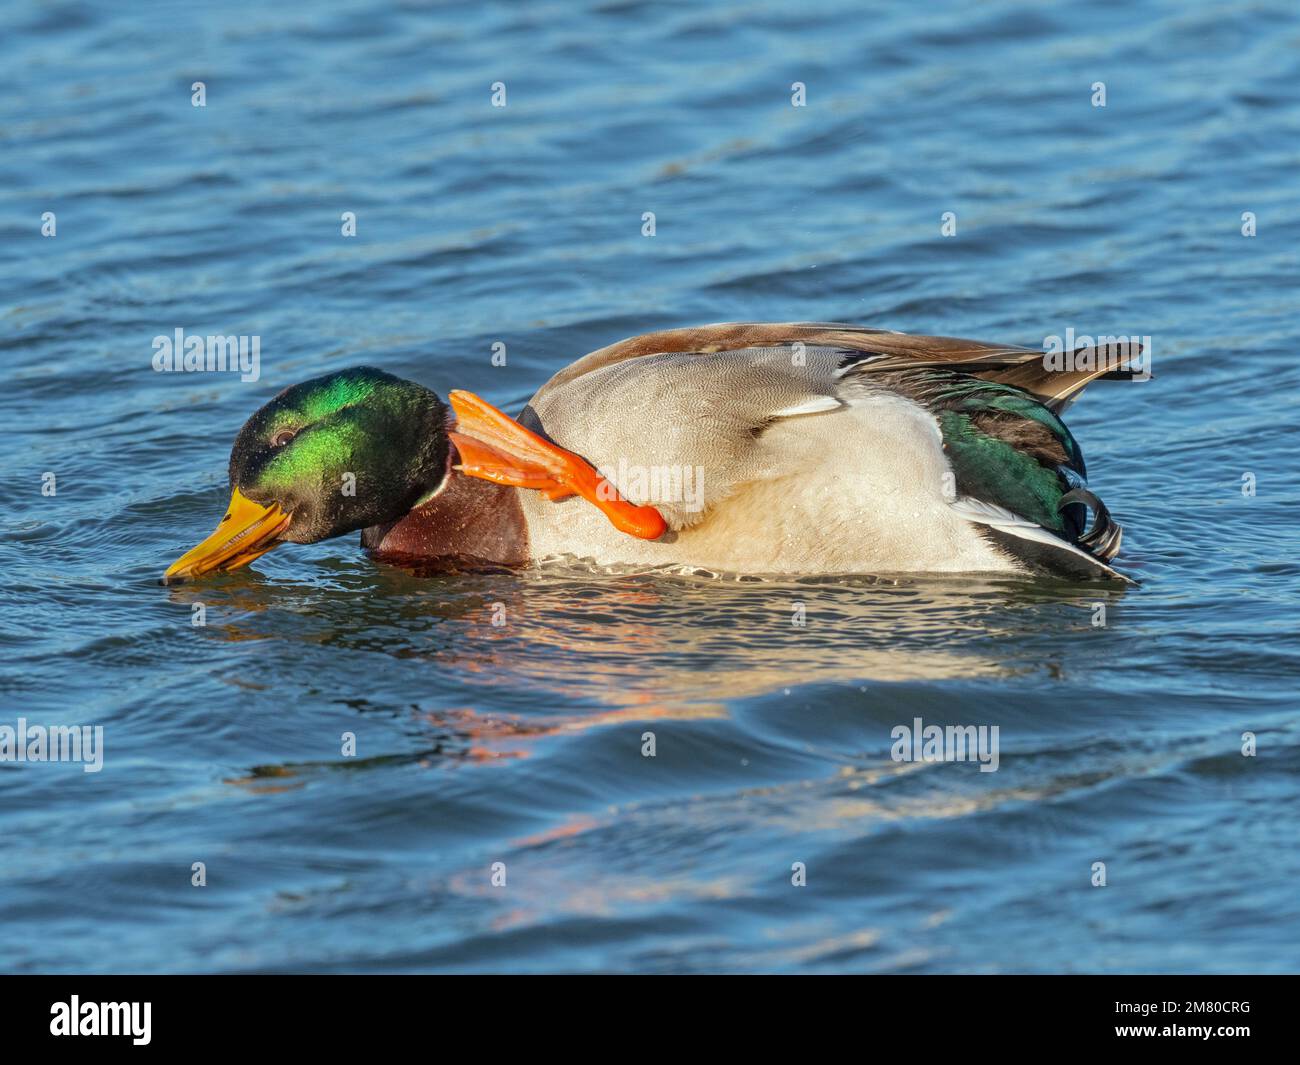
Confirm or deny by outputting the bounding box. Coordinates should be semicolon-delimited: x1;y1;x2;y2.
522;342;864;529
536;321;1139;413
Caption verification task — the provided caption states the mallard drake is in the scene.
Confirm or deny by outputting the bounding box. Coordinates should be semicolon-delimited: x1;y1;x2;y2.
163;322;1135;584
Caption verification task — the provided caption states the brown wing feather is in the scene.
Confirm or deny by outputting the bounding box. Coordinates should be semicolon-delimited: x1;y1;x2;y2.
992;340;1142;412
536;322;1130;411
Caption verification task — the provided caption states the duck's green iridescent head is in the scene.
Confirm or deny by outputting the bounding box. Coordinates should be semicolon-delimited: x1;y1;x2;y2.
164;367;449;583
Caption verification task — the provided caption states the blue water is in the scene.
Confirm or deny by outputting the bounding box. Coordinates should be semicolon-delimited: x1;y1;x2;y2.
3;0;1298;973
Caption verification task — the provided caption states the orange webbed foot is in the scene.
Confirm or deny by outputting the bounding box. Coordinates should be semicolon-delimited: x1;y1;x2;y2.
446;391;667;540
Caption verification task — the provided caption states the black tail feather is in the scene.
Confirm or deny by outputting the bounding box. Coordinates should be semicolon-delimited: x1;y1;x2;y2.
1058;487;1124;562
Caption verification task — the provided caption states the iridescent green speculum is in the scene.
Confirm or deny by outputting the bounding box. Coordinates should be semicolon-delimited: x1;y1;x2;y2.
938;410;1068;532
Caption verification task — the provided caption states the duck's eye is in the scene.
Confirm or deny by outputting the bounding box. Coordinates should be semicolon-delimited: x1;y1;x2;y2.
271;429;297;447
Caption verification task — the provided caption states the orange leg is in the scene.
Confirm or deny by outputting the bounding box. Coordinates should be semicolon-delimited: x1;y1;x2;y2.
446;392;667;541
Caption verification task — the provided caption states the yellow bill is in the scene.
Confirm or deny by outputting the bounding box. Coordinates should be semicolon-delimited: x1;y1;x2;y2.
162;488;292;585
